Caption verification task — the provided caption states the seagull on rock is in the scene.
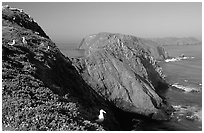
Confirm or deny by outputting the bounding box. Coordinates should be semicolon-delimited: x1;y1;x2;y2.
22;37;27;44
8;40;16;46
95;109;106;123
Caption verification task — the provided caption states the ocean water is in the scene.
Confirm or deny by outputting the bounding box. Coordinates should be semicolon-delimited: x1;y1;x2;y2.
137;44;202;131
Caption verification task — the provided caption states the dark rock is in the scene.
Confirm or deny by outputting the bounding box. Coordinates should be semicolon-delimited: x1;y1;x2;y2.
156;46;169;60
72;32;173;120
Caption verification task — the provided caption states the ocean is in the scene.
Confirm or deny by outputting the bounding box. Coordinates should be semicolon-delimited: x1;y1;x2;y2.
138;44;202;131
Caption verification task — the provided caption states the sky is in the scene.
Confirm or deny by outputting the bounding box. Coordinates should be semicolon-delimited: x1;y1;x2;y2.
2;2;202;45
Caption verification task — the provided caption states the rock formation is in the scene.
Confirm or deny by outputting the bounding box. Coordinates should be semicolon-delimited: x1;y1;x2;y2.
2;5;173;131
127;37;169;60
2;5;49;39
72;32;173;120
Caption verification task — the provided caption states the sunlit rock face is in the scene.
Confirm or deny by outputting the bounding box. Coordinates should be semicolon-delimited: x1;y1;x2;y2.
72;32;173;120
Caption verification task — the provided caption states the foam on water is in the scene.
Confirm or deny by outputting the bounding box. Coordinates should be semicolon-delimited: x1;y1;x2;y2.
172;105;202;122
171;83;201;93
165;56;195;63
160;45;202;130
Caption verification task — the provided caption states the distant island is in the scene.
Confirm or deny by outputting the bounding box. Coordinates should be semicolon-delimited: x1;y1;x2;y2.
150;37;201;46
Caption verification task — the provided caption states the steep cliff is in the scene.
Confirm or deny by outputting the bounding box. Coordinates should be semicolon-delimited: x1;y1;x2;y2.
2;6;120;131
72;32;173;120
2;6;173;131
129;37;169;60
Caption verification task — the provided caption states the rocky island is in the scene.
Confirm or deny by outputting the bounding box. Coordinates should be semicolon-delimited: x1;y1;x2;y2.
151;37;202;46
2;5;173;131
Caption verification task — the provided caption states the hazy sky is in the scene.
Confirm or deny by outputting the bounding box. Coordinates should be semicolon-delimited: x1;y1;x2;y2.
3;2;202;44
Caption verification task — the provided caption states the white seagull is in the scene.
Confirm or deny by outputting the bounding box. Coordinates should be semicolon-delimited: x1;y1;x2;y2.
95;109;106;123
22;37;27;44
8;40;16;46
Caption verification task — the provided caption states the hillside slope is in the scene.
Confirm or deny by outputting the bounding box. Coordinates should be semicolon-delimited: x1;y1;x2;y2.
2;5;120;131
2;6;173;131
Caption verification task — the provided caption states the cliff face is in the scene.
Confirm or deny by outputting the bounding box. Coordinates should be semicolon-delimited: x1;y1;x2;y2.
72;32;173;120
2;6;173;131
130;37;169;60
2;6;120;131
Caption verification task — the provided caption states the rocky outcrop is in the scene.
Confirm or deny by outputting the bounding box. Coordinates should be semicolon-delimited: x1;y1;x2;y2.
2;5;49;39
2;6;120;131
72;32;173;120
156;46;169;60
130;37;169;60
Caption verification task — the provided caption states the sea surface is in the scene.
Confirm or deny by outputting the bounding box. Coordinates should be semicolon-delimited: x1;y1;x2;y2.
138;44;202;131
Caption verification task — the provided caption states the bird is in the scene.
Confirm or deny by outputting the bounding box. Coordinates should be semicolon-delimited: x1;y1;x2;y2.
22;37;27;44
8;40;15;46
95;109;106;123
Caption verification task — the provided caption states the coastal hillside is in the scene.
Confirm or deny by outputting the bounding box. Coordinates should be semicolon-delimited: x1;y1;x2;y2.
2;5;173;131
2;5;121;131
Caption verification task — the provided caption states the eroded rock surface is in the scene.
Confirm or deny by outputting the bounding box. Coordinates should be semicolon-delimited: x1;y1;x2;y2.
72;32;173;120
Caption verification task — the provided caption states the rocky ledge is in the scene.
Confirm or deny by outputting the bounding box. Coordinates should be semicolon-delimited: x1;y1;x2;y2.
2;5;173;131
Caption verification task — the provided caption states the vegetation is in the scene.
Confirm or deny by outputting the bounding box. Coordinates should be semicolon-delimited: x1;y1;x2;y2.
2;7;106;131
